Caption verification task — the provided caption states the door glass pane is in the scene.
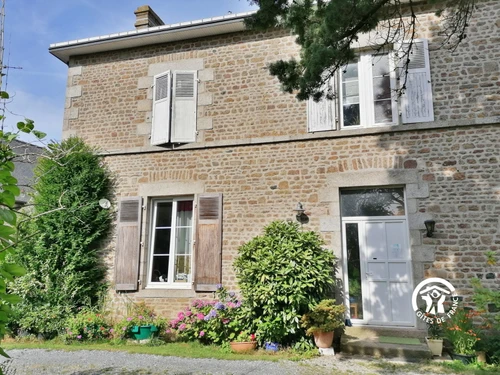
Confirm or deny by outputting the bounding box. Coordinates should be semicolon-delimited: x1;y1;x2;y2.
346;223;363;320
341;188;405;217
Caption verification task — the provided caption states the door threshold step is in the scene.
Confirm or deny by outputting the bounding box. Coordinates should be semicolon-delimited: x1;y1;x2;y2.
341;336;432;359
345;326;426;339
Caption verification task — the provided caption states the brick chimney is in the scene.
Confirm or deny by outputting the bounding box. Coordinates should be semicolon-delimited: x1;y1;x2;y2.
134;5;165;30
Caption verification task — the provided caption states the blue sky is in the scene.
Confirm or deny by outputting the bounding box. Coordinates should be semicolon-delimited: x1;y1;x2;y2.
3;0;257;144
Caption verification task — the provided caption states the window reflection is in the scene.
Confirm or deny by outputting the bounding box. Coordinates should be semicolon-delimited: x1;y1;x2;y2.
341;188;405;217
346;223;363;320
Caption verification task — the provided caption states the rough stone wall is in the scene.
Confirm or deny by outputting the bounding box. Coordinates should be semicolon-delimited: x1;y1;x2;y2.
60;0;500;319
102;124;499;318
64;1;500;149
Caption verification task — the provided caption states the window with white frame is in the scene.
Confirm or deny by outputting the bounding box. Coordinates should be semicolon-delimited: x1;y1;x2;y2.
307;39;433;132
148;198;193;287
340;52;398;128
151;70;198;145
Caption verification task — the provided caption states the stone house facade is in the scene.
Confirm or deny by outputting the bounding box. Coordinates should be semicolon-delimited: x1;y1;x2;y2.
49;1;500;330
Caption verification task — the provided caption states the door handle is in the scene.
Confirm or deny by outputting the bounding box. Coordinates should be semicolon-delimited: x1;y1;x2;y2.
366;272;373;276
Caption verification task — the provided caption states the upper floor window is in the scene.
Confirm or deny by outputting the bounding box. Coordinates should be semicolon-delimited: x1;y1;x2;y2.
307;39;433;132
151;70;198;145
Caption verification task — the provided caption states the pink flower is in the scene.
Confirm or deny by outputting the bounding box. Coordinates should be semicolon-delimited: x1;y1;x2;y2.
222;319;230;324
138;315;144;320
186;311;192;317
179;323;186;331
68;332;73;335
197;313;205;320
199;331;205;337
178;312;185;320
165;329;171;333
126;317;132;321
109;328;114;333
122;327;127;331
77;335;82;339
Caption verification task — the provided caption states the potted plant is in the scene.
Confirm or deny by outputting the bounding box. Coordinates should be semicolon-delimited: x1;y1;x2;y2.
425;313;444;356
114;302;166;341
443;308;481;364
300;299;346;349
229;331;257;352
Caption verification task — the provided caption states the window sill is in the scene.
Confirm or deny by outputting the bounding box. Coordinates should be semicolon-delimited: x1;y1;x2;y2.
145;283;192;290
135;287;198;299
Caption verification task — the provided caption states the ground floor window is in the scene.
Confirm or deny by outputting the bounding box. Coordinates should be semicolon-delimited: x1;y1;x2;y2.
148;198;193;287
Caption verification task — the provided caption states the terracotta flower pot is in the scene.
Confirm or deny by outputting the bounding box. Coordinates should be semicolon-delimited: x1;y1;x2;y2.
313;331;334;348
230;341;257;352
425;337;443;356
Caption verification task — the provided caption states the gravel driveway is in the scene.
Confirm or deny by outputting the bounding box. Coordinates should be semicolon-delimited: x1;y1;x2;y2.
0;349;459;375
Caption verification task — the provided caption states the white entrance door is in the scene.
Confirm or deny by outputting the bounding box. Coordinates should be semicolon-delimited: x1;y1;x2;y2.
341;187;414;327
362;219;413;325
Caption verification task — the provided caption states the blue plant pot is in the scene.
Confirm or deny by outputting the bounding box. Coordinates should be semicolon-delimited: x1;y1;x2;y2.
264;342;279;351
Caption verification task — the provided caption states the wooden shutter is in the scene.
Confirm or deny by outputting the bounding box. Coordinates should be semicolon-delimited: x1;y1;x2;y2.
151;71;171;145
115;197;142;291
307;78;337;132
171;71;197;143
194;193;222;292
399;39;434;123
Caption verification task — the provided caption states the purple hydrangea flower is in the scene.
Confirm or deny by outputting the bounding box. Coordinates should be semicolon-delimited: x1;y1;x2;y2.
216;284;223;290
214;302;225;310
229;291;235;297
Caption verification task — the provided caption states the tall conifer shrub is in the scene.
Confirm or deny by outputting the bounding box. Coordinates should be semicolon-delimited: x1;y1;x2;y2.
10;137;113;337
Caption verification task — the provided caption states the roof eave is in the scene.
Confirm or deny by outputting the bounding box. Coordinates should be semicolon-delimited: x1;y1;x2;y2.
49;12;254;64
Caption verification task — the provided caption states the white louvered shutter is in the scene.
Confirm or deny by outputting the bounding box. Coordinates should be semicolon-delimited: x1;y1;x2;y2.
399;39;434;123
151;71;172;145
307;77;338;132
171;71;197;143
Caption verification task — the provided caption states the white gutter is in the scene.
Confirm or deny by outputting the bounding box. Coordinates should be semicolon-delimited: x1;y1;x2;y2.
49;10;256;64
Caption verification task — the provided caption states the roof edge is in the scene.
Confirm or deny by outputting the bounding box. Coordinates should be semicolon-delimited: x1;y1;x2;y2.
49;11;256;64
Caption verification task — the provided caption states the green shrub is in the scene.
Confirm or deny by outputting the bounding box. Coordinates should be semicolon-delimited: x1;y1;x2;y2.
9;137;113;337
300;299;346;335
234;220;336;345
63;308;113;342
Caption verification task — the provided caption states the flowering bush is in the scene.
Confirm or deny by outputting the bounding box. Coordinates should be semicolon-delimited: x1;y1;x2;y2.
114;302;166;339
169;285;247;344
63;308;113;342
443;308;481;355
